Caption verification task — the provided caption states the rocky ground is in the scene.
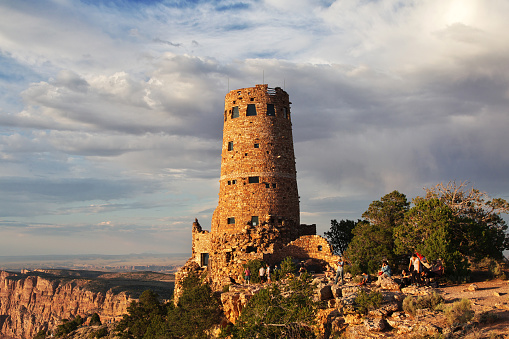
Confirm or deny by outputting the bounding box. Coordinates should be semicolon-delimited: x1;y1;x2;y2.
6;272;507;339
327;276;509;338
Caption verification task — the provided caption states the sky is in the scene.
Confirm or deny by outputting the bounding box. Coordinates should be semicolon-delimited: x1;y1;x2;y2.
1;0;508;256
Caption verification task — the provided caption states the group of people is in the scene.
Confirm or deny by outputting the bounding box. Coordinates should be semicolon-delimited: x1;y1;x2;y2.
243;253;444;287
404;253;444;287
332;252;444;287
244;263;278;284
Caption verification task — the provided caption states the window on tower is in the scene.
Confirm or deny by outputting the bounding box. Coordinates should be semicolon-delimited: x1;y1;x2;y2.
232;106;240;118
246;104;257;116
283;107;288;119
267;104;275;116
227;217;235;224
254;143;259;148
228;141;233;151
248;176;259;183
251;216;259;226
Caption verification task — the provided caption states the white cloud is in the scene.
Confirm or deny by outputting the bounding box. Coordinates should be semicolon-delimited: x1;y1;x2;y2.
0;0;508;255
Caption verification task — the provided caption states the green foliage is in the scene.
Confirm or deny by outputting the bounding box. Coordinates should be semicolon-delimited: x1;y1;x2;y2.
91;326;108;338
89;313;102;326
225;274;317;338
171;273;222;339
280;256;297;277
324;219;358;255
244;259;264;284
33;330;47;339
346;191;409;275
354;290;382;315
444;299;474;326
402;292;444;316
424;182;509;261
116;273;221;339
55;315;84;337
395;198;470;276
116;290;166;339
487;259;505;279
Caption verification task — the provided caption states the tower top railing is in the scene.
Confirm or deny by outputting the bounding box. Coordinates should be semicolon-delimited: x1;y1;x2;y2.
266;87;277;96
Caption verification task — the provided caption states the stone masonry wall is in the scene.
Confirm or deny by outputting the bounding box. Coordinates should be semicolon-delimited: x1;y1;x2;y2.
191;219;211;266
212;84;299;236
175;85;339;291
269;235;340;265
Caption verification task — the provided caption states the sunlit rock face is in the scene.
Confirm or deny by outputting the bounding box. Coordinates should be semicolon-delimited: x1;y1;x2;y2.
0;271;131;339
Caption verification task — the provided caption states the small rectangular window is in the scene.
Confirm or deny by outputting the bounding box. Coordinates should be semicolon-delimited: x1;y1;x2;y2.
283;107;288;118
200;253;209;266
227;181;231;185
254;143;259;148
246;104;257;116
250;98;254;101
248;176;259;183
227;217;235;224
265;183;270;188
232;106;239;118
267;104;275;116
228;141;233;151
232;180;236;184
251;216;259;226
272;183;277;188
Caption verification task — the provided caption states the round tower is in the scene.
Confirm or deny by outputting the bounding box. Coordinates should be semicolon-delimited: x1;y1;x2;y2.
211;84;300;235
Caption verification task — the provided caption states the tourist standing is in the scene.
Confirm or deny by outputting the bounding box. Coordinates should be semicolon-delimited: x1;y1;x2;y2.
259;265;266;283
244;267;251;284
334;256;345;284
409;253;422;286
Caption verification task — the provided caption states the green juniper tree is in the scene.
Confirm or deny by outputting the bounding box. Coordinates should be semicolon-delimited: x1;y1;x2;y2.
324;219;358;255
345;190;409;275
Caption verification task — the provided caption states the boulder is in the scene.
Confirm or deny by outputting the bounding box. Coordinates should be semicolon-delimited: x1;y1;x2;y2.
364;317;385;332
331;284;342;299
376;275;401;291
318;284;333;300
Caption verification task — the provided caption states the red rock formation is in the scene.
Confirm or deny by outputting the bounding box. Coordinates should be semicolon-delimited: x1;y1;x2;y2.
0;271;132;339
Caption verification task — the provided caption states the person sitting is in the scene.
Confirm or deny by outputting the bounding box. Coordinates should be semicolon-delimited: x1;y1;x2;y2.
426;260;444;286
400;269;411;287
358;273;370;286
379;261;392;277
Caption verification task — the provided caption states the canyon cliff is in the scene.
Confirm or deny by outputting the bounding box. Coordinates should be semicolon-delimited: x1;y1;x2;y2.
0;270;133;339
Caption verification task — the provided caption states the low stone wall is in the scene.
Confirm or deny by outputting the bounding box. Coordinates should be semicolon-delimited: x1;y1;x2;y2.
268;235;339;265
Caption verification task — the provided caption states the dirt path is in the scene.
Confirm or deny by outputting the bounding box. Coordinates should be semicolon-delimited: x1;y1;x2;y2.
436;279;509;337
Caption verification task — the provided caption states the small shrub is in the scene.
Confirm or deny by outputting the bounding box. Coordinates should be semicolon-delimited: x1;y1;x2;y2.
444;298;474;326
403;295;417;316
488;259;504;278
280;256;296;277
89;313;101;326
477;311;499;324
92;326;108;338
403;292;444;316
33;330;47;339
416;292;444;310
355;290;382;315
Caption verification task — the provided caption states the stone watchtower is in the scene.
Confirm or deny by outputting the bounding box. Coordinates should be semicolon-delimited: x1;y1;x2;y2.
211;84;300;235
175;85;335;293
